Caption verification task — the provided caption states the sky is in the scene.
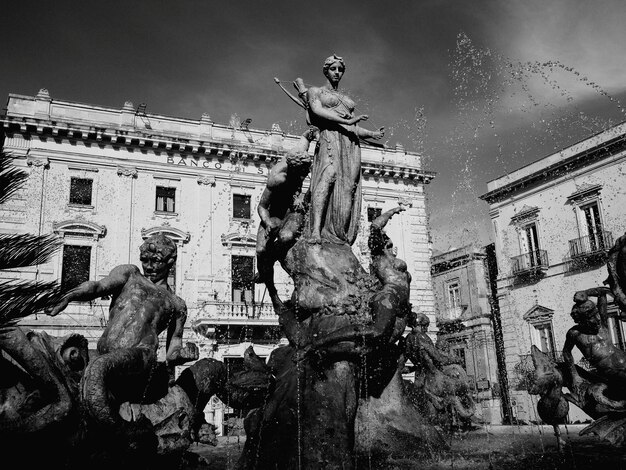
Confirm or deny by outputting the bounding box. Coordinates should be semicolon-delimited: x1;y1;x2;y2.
2;0;626;252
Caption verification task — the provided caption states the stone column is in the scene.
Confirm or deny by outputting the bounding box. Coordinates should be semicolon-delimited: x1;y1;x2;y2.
116;166;137;263
26;156;50;237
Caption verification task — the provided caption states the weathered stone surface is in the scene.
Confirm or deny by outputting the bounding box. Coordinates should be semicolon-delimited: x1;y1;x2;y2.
356;359;447;457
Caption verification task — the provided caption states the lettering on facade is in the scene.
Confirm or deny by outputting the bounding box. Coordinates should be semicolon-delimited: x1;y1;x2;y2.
166;156;265;174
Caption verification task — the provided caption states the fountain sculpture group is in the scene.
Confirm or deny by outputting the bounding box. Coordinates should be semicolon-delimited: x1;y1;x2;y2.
6;53;625;469
0;54;452;469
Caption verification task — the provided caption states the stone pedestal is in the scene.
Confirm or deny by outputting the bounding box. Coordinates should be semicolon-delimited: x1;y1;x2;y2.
301;360;357;469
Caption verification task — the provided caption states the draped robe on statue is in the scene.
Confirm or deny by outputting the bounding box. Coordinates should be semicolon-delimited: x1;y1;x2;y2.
306;88;362;245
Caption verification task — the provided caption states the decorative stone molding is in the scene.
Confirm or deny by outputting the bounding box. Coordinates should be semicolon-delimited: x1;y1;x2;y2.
26;156;50;168
36;88;51;100
220;232;256;248
566;183;602;205
397;196;413;207
197;175;216;186
53;220;107;240
141;225;191;244
117;166;138;178
488;207;500;219
522;304;554;324
510;205;539;226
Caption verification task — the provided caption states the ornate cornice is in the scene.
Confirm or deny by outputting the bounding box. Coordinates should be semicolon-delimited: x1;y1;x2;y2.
361;162;435;184
510;205;539;225
53;219;106;239
197;175;216;186
141;225;190;244
26;156;49;168
221;232;256;248
117;166;138;178
1;115;433;183
522;304;554;324
567;183;602;204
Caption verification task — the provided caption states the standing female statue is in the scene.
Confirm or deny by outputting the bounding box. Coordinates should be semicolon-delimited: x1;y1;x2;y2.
303;54;385;245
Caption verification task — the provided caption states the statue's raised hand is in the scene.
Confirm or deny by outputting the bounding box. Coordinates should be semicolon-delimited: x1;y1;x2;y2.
371;127;385;140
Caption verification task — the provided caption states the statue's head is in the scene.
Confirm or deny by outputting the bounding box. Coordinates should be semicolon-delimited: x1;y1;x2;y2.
286;150;312;176
139;233;177;284
323;54;346;84
408;311;430;331
59;333;89;373
416;313;430;332
571;295;600;331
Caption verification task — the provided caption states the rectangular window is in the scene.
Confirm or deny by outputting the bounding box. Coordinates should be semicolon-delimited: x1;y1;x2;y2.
231;255;254;303
452;347;467;371
69;178;93;205
581;202;604;251
61;245;91;291
155;186;176;213
233;194;251;219
522;223;541;266
534;322;555;356
447;281;461;308
367;207;382;222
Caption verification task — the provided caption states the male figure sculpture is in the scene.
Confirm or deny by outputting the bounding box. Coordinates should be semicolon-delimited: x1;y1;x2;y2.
49;233;198;447
563;287;626;394
300;205;411;359
405;312;475;425
255;127;318;307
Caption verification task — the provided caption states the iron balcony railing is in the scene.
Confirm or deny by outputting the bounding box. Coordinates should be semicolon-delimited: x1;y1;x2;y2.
511;249;549;275
569;230;613;258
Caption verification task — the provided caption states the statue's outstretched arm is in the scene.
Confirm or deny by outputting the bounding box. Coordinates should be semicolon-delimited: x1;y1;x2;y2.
47;264;137;316
371;205;406;231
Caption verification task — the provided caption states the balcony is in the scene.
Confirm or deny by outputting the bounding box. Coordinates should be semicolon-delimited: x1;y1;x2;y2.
437;305;467;323
511;249;549;279
567;231;613;271
192;300;278;328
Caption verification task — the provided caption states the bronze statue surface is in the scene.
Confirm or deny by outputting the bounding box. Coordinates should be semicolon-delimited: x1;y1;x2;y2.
404;313;476;428
48;233;199;459
255;127;317;308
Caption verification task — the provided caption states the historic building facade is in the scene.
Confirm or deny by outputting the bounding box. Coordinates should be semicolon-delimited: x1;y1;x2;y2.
0;89;436;433
431;244;505;424
480;121;626;423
